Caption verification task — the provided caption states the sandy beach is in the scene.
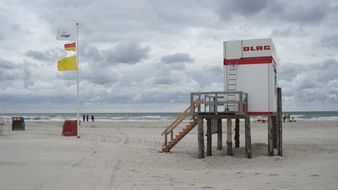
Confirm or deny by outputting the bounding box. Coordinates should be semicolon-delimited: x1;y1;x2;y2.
1;120;338;190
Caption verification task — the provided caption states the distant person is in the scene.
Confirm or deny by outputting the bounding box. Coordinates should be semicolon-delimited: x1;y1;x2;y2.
91;115;94;122
283;113;286;122
83;114;85;122
86;114;89;122
225;107;229;112
286;114;290;122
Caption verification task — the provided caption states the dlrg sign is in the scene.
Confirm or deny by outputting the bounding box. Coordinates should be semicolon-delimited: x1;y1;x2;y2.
243;45;271;52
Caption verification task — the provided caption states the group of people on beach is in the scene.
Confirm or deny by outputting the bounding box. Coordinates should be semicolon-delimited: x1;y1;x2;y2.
283;113;295;122
256;113;296;123
83;114;94;122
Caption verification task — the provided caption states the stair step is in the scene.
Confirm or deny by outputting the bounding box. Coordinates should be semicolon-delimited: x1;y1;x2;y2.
185;125;193;129
179;131;189;136
182;128;189;132
168;141;177;147
175;135;183;140
161;117;198;152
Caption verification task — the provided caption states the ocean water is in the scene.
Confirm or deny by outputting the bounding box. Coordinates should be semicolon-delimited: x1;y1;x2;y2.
287;111;338;121
0;112;179;122
1;111;338;122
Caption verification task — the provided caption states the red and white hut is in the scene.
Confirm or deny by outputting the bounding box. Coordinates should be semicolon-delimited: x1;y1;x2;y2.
223;38;277;115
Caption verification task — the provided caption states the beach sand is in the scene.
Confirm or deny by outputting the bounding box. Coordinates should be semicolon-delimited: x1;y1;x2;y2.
0;120;338;190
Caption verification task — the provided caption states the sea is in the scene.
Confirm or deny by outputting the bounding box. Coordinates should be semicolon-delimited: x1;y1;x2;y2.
1;111;338;122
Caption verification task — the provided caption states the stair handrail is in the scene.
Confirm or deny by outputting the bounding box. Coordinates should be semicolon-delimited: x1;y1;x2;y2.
161;99;202;136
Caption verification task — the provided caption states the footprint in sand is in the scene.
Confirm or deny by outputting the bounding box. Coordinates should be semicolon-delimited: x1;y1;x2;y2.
310;174;319;177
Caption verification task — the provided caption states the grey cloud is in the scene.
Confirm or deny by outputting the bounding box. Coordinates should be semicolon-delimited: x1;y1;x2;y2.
279;63;303;81
0;59;31;81
283;3;328;24
271;27;292;37
279;59;338;106
227;0;269;16
279;59;338;83
103;42;149;64
84;67;119;85
271;26;308;38
294;89;328;103
161;53;195;64
80;45;103;61
316;59;338;82
56;72;77;81
0;59;15;69
25;49;65;62
216;0;332;25
0;63;16;81
0;93;76;108
293;73;318;90
320;34;338;48
216;0;282;19
150;71;181;85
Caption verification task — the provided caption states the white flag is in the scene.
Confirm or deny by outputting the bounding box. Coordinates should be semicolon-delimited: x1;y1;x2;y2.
56;29;75;41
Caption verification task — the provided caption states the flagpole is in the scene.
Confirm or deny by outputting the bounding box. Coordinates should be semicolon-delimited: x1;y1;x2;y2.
76;22;80;138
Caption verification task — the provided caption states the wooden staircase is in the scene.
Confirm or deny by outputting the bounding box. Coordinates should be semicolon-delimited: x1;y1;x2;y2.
161;100;202;152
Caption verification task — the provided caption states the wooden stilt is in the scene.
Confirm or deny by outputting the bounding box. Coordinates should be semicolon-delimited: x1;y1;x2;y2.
235;118;240;148
226;116;233;156
164;133;167;147
198;117;205;158
217;119;222;150
277;87;283;156
245;116;252;158
268;116;274;156
206;119;212;156
272;116;277;149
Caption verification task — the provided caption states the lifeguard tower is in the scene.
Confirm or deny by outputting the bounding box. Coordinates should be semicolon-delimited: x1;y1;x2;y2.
161;38;283;158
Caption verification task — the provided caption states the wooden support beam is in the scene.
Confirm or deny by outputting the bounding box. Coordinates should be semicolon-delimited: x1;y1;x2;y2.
277;87;283;156
272;116;277;149
226;116;233;156
235;118;240;148
198;117;205;158
164;134;167;147
206;119;212;156
217;119;222;150
268;116;274;156
245;116;252;158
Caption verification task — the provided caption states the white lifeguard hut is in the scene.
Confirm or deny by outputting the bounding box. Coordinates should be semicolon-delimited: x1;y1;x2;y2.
161;38;282;158
223;38;277;115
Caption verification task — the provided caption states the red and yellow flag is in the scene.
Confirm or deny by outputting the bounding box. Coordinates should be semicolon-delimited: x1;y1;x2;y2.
64;42;76;51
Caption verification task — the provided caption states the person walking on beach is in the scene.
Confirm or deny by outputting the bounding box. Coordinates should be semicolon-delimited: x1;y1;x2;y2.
83;114;85;122
91;115;94;122
283;113;286;122
86;114;89;122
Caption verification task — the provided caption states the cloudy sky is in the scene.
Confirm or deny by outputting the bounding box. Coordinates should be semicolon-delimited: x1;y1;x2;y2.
0;0;338;113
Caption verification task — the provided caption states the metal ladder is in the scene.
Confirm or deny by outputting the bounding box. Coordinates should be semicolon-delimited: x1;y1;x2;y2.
226;63;238;112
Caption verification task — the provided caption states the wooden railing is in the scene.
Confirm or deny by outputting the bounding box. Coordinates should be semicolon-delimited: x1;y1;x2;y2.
190;91;248;116
161;99;203;146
